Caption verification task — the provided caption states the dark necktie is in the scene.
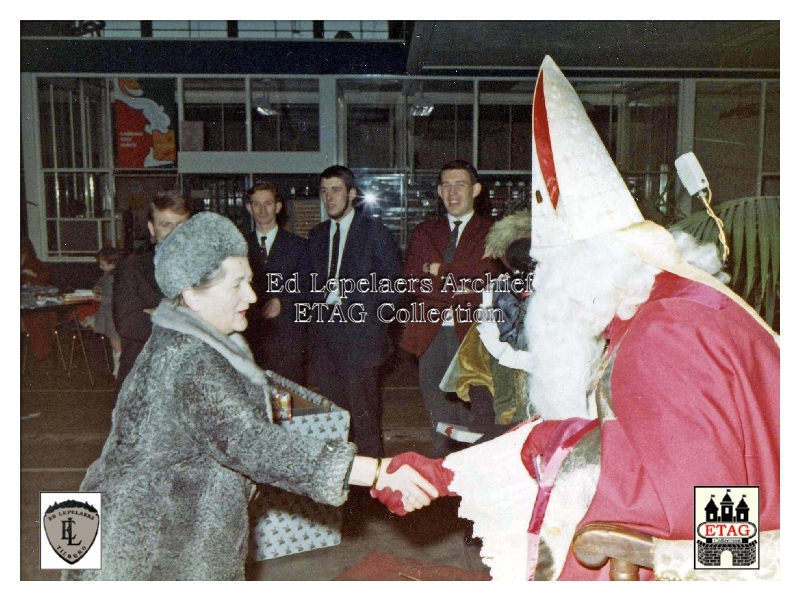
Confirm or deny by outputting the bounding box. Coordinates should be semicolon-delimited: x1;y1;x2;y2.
443;220;462;263
260;235;268;260
328;222;340;279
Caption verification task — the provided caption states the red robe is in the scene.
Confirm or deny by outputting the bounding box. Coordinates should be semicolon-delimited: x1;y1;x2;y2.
529;272;780;580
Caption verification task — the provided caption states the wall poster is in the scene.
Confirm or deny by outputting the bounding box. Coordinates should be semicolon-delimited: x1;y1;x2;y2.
114;78;177;168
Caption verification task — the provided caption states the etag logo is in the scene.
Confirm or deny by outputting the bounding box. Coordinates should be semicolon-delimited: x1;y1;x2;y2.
694;487;759;570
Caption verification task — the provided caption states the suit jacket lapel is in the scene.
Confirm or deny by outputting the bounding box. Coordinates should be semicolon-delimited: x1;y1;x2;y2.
338;212;361;277
453;216;484;259
432;218;451;257
317;220;333;274
266;228;284;270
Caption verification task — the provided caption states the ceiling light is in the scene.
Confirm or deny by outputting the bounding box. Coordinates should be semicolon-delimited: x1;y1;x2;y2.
409;94;434;117
256;104;279;117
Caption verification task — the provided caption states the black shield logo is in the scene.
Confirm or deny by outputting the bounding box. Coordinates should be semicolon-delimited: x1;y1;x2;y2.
43;499;100;565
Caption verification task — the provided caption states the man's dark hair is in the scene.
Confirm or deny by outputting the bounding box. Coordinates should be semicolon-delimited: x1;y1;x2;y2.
96;246;124;266
439;160;479;186
246;182;281;203
319;165;357;192
147;190;192;222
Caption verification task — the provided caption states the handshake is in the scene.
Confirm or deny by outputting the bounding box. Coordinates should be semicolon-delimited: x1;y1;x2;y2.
368;419;549;515
369;452;457;516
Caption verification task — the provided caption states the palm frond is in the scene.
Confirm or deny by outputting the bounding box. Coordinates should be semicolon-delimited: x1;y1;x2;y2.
671;195;780;330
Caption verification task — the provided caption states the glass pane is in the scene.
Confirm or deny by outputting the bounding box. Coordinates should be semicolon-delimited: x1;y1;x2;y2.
183;78;246;152
46;219;58;255
478;80;533;171
509;104;532;171
413;104;474;170
251;79;319;152
340;78;404;168
58;219;100;255
38;78;108;169
347;106;396;168
478;104;510;171
43;172;111;220
410;79;473;171
763;82;779;174
615;81;679;219
223;105;246;151
695;81;762;202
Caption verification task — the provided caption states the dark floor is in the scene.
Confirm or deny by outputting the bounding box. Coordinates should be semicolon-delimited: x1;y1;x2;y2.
20;342;488;581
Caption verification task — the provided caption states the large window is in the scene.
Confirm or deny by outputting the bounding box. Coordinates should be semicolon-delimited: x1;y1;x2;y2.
478;81;532;172
37;77;118;257
762;82;779;196
24;73;778;261
183;78;247;152
251;79;320;152
342;79;405;168
410;80;473;171
695;81;765;204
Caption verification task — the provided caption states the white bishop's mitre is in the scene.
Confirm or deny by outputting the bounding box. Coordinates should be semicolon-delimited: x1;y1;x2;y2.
529;55;643;250
527;55;775;338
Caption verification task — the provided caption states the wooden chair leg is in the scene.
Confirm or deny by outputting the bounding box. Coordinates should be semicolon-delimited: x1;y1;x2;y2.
610;558;640;581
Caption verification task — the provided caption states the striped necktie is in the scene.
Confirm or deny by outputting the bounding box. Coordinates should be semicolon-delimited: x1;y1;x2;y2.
444;220;462;263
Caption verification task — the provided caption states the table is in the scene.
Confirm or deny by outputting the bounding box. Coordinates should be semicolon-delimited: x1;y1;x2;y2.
21;299;98;385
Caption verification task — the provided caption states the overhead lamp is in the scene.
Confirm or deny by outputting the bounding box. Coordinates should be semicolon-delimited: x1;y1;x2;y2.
409;93;434;117
254;85;280;117
255;101;279;117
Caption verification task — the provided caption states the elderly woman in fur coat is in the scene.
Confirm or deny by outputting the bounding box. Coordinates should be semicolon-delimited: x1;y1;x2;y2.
65;212;437;580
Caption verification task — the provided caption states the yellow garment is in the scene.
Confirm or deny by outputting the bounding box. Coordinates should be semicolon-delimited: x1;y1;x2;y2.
455;323;494;402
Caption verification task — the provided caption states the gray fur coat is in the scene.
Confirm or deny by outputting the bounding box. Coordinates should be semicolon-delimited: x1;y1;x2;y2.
67;301;356;580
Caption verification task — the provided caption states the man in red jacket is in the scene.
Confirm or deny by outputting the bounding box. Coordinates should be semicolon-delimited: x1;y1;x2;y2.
400;160;503;458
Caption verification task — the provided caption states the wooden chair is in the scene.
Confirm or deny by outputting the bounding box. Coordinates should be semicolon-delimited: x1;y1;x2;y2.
572;522;654;580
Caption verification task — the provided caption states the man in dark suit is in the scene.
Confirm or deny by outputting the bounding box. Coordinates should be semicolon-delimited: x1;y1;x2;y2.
243;182;308;384
113;191;191;388
400;160;504;457
304;165;402;457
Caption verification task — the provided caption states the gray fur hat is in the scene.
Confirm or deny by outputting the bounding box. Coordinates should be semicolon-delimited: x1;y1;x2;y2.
155;211;248;299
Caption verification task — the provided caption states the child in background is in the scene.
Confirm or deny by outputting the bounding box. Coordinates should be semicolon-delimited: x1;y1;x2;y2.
91;247;124;378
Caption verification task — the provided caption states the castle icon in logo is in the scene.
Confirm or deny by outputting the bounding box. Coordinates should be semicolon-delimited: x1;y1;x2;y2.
695;488;759;568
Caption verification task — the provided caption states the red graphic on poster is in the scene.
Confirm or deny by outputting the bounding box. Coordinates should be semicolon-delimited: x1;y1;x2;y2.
114;78;177;168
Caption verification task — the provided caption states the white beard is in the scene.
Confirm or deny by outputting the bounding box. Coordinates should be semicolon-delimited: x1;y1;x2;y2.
524;234;660;420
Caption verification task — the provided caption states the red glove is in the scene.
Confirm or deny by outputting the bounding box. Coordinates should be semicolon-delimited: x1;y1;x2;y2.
387;452;456;497
519;420;561;478
369;486;407;516
519;418;599;479
369;452;457;516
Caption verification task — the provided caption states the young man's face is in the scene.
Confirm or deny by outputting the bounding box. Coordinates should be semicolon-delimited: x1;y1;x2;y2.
148;208;190;245
247;189;282;231
438;169;481;219
320;176;356;222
